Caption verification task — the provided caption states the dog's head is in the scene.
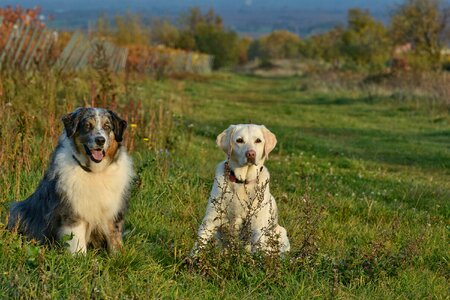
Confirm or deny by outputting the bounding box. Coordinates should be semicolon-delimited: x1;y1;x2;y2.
216;124;277;167
62;107;127;165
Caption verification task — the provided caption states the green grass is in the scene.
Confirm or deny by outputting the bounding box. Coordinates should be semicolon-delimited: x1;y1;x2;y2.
1;72;449;298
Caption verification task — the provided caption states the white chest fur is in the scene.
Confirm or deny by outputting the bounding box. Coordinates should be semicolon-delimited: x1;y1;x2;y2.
215;162;271;221
54;142;133;228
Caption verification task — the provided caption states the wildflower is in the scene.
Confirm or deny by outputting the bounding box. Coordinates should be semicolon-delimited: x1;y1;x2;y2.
143;137;149;141
130;123;138;129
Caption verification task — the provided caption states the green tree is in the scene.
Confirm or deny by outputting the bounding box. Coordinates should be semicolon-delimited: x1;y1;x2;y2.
176;31;197;50
178;7;223;33
95;12;111;38
248;30;301;61
176;7;239;69
341;9;391;71
151;19;180;47
114;12;149;46
236;36;252;64
247;39;264;61
390;0;450;69
299;27;344;68
262;30;301;59
194;23;239;69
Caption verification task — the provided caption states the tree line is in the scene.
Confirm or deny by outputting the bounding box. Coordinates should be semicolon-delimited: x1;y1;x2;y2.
95;0;450;71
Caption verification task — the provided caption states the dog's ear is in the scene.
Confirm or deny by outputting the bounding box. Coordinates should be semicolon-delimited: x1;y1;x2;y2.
62;107;86;137
216;125;236;156
108;110;127;142
261;125;277;159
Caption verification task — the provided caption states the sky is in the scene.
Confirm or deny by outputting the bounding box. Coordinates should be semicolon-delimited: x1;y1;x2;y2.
4;0;404;12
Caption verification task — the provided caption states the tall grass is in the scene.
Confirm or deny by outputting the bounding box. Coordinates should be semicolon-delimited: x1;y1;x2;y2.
298;69;450;110
0;67;181;205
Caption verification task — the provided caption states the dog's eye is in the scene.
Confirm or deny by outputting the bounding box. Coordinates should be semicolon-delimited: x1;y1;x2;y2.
255;138;262;143
84;123;92;131
103;124;111;131
236;138;244;144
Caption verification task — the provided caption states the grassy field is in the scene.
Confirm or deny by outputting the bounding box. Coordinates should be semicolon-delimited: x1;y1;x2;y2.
0;72;449;299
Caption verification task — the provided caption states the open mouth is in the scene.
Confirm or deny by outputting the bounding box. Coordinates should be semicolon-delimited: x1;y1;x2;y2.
83;145;105;163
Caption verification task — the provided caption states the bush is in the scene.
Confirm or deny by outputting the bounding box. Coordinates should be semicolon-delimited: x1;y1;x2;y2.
248;30;302;61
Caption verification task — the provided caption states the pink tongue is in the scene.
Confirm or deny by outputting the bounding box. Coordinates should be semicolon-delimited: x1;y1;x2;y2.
91;149;104;161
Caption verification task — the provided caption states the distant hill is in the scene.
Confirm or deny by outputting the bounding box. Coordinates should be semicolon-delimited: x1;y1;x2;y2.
0;0;418;37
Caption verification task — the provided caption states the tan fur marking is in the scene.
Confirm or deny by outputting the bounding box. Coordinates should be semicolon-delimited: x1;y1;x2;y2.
107;219;124;253
105;136;119;160
73;134;91;163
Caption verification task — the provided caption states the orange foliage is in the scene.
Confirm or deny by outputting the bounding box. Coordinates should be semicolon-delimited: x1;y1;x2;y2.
0;6;45;49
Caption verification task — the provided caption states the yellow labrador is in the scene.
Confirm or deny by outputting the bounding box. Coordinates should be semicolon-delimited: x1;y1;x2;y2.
192;124;290;255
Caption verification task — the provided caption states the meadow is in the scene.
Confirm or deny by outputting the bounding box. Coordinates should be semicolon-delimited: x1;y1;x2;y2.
0;70;449;299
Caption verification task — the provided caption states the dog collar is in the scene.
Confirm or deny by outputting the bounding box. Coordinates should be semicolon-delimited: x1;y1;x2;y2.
225;162;262;185
72;155;92;173
229;170;248;184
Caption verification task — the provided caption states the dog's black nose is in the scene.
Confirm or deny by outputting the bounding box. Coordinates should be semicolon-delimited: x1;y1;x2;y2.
95;136;106;146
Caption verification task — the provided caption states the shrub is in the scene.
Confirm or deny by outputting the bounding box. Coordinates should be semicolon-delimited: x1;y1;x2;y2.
249;30;302;61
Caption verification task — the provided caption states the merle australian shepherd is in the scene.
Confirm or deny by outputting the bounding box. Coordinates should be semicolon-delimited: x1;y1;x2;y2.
7;107;134;254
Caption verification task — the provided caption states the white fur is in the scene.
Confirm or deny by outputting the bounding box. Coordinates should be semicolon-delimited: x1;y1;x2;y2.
54;134;134;251
193;124;290;255
60;221;88;254
94;108;112;151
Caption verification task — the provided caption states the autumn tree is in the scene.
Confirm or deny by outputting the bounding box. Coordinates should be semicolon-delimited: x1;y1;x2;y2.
176;8;240;69
151;18;180;47
114;12;149;46
248;30;301;61
236;36;251;64
340;9;391;71
390;0;450;69
95;12;111;38
194;23;239;68
178;7;223;34
299;27;344;68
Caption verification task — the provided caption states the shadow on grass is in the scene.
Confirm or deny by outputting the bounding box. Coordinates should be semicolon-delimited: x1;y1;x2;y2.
281;94;407;107
300;96;357;106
